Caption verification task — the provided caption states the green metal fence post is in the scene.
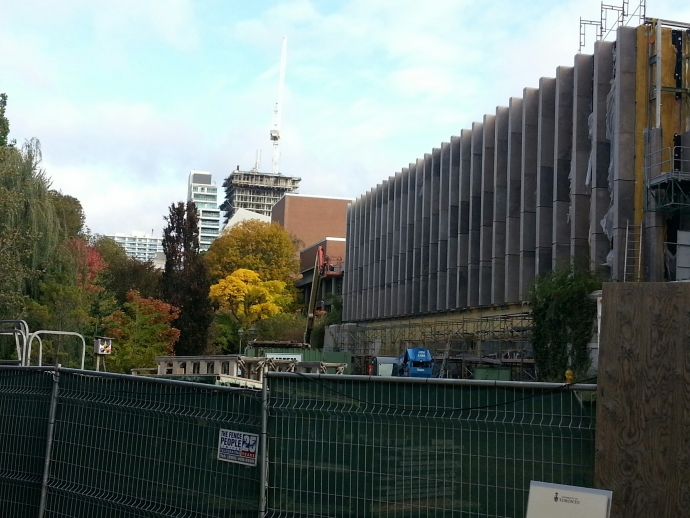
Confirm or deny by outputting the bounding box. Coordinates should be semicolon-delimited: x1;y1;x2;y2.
38;367;59;518
258;369;268;518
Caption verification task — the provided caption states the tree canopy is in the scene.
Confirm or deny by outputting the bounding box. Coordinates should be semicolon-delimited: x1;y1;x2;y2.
205;220;300;284
209;268;291;328
159;201;213;356
529;267;601;381
104;290;179;374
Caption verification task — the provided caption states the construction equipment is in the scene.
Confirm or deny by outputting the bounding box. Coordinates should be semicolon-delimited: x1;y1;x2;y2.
397;348;434;378
304;246;325;345
303;245;345;345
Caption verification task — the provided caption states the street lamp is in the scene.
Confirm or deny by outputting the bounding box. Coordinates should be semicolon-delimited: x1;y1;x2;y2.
249;326;256;340
237;328;244;350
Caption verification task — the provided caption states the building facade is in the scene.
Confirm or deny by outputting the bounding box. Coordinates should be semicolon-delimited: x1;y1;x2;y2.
220;168;301;224
272;194;352;249
107;233;163;262
187;170;221;252
343;23;690;323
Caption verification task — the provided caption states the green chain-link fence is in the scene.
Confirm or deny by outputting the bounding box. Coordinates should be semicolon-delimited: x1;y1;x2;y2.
265;374;596;518
0;368;595;518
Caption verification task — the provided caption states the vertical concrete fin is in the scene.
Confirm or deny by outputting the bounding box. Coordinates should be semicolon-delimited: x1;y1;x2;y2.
447;136;461;308
479;115;496;306
553;66;574;269
468;122;484;307
457;130;472;307
420;154;432;312
428;148;441;311
536;77;556;279
520;87;540;300
505;98;523;303
412;161;423;314
492;106;509;304
590;41;615;276
404;164;416;315
611;27;638;280
438;142;451;310
571;53;594;270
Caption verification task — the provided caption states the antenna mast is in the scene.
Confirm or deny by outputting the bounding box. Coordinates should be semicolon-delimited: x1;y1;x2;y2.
270;37;287;175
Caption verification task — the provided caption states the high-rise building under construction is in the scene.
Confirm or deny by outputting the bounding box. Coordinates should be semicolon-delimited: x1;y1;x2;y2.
219;167;301;224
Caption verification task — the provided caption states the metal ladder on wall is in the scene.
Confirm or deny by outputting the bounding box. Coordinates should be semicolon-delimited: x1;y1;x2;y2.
624;220;642;282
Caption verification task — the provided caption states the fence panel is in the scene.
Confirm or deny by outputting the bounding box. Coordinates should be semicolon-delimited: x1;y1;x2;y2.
266;374;596;518
42;370;262;517
0;369;53;518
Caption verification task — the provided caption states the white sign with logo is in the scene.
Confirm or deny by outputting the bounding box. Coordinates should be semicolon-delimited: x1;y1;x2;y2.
217;429;259;467
526;481;612;518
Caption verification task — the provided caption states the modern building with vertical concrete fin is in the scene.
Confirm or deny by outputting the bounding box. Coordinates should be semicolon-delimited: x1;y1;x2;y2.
341;20;690;329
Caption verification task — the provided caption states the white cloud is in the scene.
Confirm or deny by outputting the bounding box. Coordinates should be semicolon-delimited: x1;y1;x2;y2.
4;0;690;237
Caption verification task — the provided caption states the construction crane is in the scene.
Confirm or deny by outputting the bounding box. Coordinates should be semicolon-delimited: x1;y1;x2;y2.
270;37;287;175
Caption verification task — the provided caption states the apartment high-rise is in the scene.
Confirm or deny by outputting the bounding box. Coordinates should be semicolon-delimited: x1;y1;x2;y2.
106;233;163;262
187;170;221;252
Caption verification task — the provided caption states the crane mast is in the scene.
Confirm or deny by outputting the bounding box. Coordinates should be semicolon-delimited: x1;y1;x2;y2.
270;37;287;175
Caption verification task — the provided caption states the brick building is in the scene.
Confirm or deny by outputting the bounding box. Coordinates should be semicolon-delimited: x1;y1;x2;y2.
271;194;352;249
272;194;352;314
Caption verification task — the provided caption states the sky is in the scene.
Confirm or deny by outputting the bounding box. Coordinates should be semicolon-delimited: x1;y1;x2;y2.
2;0;688;237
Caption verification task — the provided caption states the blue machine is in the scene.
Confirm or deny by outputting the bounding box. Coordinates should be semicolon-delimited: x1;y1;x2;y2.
397;348;433;377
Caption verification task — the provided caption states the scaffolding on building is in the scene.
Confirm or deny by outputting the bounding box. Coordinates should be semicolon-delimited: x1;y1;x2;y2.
645;145;690;212
220;169;301;222
326;311;535;379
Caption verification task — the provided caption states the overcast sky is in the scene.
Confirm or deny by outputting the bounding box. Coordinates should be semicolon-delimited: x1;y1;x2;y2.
2;0;688;237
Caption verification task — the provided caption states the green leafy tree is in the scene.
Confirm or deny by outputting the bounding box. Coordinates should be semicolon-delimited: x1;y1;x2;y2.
159;201;213;356
26;238;110;366
103;290;180;373
311;294;343;348
0;138;63;298
50;190;85;238
254;312;306;343
529;267;602;381
0;93;12;148
92;235;160;304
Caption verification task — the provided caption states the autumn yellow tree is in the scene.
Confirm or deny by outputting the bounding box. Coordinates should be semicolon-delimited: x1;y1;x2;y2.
209;268;292;328
204;220;300;284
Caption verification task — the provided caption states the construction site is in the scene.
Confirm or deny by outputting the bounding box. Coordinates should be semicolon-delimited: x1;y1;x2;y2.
332;5;690;378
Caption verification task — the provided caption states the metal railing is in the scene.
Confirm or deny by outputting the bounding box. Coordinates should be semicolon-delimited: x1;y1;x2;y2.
644;146;690;184
645;146;690;213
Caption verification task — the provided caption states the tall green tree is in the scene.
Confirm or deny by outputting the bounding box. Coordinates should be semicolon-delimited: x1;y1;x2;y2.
159;201;213;356
0;95;61;317
529;267;602;381
0;93;11;148
50;190;85;239
0;138;63;291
